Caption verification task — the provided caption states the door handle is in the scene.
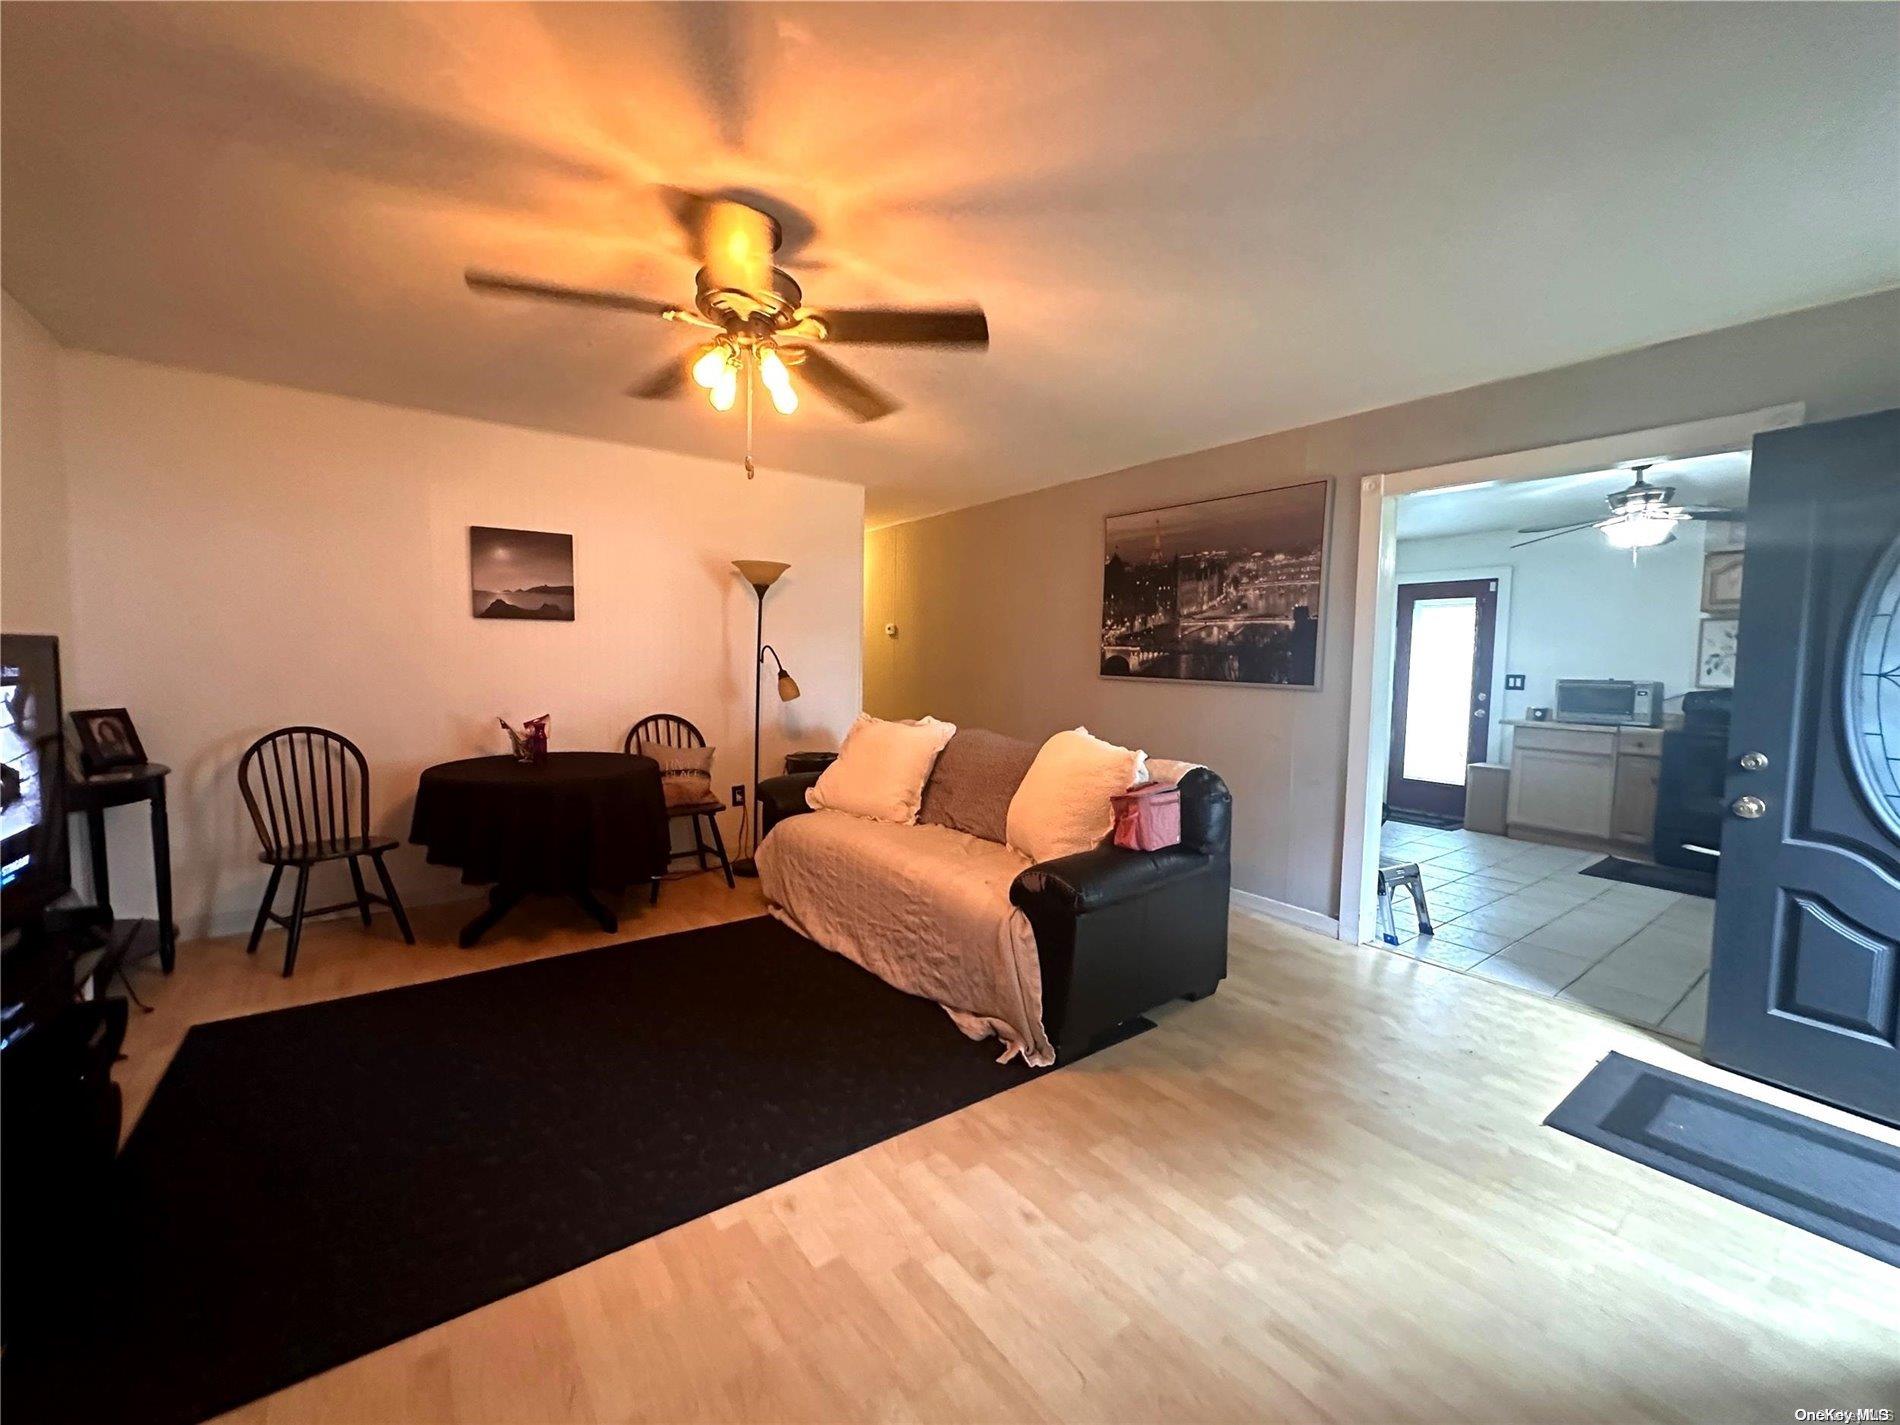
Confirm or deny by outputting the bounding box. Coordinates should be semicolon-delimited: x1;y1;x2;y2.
1731;795;1767;820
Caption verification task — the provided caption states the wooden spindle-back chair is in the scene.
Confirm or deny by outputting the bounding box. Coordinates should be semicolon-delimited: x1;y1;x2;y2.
624;714;733;889
237;726;414;975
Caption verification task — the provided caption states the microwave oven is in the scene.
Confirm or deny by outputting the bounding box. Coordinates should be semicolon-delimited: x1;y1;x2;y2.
1553;679;1664;727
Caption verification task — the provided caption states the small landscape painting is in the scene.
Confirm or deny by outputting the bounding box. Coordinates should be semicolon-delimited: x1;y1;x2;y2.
470;526;575;621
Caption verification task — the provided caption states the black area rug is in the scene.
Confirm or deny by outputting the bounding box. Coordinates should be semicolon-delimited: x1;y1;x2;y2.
1383;808;1464;831
1546;1052;1900;1268
6;916;1142;1425
1579;855;1718;899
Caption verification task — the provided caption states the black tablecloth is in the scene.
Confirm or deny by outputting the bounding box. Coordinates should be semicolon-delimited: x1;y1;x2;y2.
409;753;668;893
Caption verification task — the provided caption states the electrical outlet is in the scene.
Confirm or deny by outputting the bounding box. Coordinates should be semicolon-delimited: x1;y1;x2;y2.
732;784;746;807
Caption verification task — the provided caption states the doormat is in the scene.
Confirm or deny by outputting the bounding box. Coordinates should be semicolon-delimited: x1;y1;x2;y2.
1384;808;1464;831
1580;855;1717;900
1546;1052;1900;1268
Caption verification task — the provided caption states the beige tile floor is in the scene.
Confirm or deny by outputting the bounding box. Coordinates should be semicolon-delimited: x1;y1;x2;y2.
1374;822;1713;1043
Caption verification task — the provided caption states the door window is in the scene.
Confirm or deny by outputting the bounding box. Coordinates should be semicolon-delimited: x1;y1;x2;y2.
1844;533;1900;839
1400;596;1479;787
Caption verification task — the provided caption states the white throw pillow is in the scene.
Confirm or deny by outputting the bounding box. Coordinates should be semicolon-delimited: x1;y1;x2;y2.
806;714;957;824
1006;728;1148;864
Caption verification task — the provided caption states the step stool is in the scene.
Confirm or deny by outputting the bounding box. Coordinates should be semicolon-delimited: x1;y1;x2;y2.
1376;860;1434;947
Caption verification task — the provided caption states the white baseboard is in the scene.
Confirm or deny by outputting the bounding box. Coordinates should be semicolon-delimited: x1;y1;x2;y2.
1230;888;1340;939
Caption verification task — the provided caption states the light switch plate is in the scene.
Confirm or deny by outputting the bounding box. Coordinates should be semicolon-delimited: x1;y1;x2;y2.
1505;673;1527;691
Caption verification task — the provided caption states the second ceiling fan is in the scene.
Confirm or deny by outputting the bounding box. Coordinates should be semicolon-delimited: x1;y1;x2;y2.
1512;461;1745;551
466;195;987;444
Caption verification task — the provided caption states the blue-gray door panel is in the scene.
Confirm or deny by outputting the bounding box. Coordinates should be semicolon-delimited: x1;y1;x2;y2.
1704;409;1900;1126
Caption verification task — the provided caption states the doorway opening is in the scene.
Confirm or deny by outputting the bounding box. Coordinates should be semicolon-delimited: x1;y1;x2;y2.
1337;407;1804;1050
1370;454;1748;1043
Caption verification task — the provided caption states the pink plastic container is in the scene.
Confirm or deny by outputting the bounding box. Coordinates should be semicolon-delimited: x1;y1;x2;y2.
1111;780;1182;851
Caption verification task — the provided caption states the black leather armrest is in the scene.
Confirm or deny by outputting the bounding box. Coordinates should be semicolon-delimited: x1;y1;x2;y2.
1009;766;1233;1057
1011;844;1211;917
757;771;822;838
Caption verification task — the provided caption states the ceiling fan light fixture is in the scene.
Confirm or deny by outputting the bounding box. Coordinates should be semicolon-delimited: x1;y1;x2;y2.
757;344;788;386
466;197;987;464
758;345;797;415
691;341;732;389
1600;509;1679;550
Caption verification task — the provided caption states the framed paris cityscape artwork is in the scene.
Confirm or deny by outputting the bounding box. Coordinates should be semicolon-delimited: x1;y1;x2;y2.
1100;480;1331;687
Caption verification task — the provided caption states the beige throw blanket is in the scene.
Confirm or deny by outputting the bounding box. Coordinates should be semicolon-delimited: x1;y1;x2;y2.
756;809;1055;1066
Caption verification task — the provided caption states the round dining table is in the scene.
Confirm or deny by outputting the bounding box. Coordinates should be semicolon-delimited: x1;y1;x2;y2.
409;751;669;947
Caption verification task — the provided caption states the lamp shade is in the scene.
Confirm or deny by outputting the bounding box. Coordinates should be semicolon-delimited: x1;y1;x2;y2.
777;670;801;702
733;559;790;593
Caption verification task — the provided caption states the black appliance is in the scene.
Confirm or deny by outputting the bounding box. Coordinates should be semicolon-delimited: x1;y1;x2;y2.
1654;688;1733;871
2;632;70;925
1;995;125;1340
2;632;126;1344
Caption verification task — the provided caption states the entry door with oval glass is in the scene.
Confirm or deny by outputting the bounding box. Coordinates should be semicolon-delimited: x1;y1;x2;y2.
1704;409;1900;1127
1387;579;1499;822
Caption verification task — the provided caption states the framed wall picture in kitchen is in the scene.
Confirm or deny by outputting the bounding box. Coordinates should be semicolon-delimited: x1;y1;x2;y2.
1696;617;1739;689
1701;549;1745;615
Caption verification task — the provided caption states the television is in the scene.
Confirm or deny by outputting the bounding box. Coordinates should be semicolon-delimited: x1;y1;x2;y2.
1;633;70;925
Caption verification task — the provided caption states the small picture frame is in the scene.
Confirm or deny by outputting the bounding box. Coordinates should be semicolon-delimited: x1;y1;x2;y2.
1696;618;1739;690
1701;549;1744;615
70;707;147;775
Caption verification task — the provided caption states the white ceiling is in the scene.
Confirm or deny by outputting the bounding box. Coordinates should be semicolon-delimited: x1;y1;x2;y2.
3;3;1895;527
1395;449;1751;542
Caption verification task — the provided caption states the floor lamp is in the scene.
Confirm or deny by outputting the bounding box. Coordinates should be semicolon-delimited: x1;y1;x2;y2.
732;559;799;877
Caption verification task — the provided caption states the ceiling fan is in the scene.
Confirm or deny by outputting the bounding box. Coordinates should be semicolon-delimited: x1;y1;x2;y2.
464;195;987;474
1511;461;1745;552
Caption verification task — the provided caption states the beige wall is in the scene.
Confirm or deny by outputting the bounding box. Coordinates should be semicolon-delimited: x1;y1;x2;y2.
866;289;1900;919
47;351;863;936
2;294;73;643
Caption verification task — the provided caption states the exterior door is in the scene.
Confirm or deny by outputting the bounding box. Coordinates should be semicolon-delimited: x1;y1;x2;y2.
1386;578;1498;822
1704;409;1900;1127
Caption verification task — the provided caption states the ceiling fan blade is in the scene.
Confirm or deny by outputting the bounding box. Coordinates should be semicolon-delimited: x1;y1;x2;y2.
817;306;989;347
625;351;698;401
467;270;673;317
1510;525;1596;550
1514;520;1600;535
1683;509;1747;521
794;348;902;422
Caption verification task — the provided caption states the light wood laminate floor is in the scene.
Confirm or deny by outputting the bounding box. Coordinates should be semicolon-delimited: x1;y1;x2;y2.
107;877;1898;1425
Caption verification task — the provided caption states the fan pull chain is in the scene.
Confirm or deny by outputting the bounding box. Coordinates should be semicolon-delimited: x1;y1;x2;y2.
743;347;757;480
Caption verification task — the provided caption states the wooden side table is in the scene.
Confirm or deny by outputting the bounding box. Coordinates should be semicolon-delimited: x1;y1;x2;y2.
65;762;176;973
